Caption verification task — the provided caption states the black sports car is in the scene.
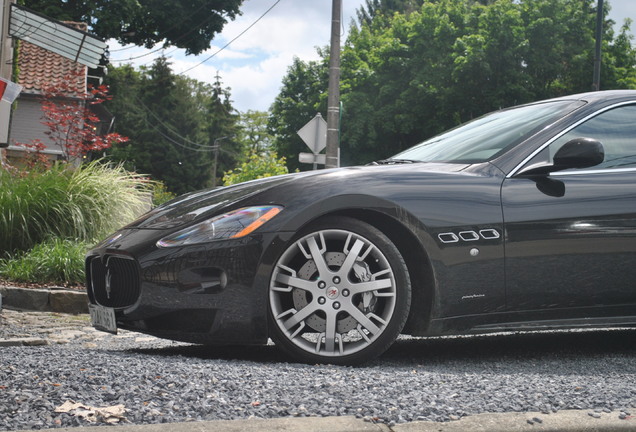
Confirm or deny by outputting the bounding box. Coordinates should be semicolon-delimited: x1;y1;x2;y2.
87;90;636;364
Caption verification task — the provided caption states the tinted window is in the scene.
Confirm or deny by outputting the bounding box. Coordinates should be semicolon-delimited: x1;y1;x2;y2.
550;104;636;170
392;101;584;163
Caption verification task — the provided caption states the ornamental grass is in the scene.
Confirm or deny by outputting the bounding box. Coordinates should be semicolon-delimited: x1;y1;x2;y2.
0;160;151;256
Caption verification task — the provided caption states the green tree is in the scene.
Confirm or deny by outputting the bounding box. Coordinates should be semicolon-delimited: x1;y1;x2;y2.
335;0;636;165
105;58;240;194
101;64;145;171
269;54;329;172
356;0;424;26
271;0;635;168
602;19;636;89
23;0;244;55
238;110;273;154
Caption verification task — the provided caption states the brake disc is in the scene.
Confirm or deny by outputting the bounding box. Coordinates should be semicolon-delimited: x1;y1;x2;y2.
292;252;367;333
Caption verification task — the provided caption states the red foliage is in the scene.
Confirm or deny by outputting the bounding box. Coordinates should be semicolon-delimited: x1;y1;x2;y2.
20;139;51;170
14;69;129;161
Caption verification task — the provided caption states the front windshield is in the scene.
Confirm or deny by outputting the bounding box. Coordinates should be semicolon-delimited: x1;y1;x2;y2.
392;100;584;163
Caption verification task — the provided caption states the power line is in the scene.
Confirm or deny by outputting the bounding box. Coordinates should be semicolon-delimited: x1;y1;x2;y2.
139;112;218;153
111;0;281;73
139;47;179;67
107;1;283;150
111;44;169;62
177;0;282;76
134;97;217;151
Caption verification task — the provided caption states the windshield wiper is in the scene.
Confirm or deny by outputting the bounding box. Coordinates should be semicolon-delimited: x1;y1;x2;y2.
369;158;418;165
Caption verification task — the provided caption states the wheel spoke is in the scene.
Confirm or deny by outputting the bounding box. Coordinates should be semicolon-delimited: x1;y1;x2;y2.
283;302;320;330
340;238;366;275
350;278;393;295
275;273;317;292
323;312;338;353
306;235;331;276
346;306;381;335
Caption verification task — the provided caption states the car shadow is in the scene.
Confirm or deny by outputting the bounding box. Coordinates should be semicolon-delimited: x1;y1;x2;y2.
382;328;636;365
121;328;636;367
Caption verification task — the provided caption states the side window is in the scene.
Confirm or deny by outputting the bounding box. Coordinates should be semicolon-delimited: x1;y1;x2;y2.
550;104;636;170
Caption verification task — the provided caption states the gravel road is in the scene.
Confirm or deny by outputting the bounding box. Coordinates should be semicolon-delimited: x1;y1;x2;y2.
1;310;636;430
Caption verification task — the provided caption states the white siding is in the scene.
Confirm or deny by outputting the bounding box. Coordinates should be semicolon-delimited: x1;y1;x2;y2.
9;97;63;153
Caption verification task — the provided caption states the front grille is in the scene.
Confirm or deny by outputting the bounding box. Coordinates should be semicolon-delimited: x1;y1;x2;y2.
88;255;140;308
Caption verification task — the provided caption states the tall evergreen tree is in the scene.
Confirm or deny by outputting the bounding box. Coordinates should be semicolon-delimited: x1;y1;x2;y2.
207;73;241;187
105;59;239;194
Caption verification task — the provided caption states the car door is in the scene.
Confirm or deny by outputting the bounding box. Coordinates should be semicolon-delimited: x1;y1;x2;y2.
501;103;636;314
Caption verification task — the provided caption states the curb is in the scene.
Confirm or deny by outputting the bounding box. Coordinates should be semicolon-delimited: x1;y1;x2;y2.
0;286;88;314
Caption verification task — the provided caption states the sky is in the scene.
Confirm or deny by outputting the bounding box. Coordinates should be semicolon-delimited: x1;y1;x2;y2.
107;0;635;114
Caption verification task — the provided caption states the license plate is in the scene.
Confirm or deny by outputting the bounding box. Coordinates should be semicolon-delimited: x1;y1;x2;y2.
89;304;118;334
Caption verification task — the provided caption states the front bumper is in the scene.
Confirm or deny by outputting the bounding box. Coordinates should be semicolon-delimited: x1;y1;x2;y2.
86;229;285;345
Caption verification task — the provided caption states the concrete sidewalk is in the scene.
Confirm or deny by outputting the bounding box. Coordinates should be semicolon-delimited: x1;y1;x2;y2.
11;410;636;432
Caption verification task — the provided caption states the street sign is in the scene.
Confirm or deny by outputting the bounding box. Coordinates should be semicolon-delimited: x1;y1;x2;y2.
299;152;326;165
297;113;327;153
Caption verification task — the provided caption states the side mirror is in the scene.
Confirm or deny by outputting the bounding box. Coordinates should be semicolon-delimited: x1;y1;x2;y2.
517;137;605;176
552;137;605;170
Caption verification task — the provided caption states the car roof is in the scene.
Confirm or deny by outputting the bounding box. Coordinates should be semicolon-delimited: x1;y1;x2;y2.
551;89;636;104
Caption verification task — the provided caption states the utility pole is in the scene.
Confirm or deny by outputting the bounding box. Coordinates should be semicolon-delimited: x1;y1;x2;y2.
592;0;604;91
325;0;341;168
212;136;230;188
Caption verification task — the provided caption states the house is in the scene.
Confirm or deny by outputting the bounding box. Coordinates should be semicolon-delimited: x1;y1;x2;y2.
5;21;110;166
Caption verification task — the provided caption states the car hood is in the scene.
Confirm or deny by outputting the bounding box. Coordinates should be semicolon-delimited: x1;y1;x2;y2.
126;162;473;230
127;175;297;229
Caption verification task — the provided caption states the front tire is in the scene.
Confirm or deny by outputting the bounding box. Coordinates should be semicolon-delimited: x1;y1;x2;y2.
268;216;411;364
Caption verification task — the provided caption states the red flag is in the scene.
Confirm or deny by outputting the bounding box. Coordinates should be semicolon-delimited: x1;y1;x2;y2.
0;78;22;103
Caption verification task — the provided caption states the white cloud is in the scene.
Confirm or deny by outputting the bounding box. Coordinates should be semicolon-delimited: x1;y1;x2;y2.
171;50;300;113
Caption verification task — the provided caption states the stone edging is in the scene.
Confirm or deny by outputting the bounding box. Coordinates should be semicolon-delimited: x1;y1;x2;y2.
0;286;88;314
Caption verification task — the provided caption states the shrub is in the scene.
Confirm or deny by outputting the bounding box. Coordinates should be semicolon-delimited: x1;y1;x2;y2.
223;151;289;186
151;181;177;206
0;160;152;255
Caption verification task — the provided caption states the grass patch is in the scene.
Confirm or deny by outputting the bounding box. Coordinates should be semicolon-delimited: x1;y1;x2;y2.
0;238;89;285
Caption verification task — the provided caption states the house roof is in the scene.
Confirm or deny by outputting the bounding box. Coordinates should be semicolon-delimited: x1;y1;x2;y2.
16;21;87;97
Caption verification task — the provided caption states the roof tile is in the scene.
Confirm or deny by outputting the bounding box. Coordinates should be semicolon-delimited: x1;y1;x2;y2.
17;21;87;97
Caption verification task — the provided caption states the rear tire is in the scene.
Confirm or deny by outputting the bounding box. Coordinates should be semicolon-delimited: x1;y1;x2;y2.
268;216;411;364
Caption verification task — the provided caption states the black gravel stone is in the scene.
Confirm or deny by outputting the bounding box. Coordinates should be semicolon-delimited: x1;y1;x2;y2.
2;316;636;430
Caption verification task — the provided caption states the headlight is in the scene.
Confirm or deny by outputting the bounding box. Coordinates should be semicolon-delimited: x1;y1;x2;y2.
157;205;282;248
